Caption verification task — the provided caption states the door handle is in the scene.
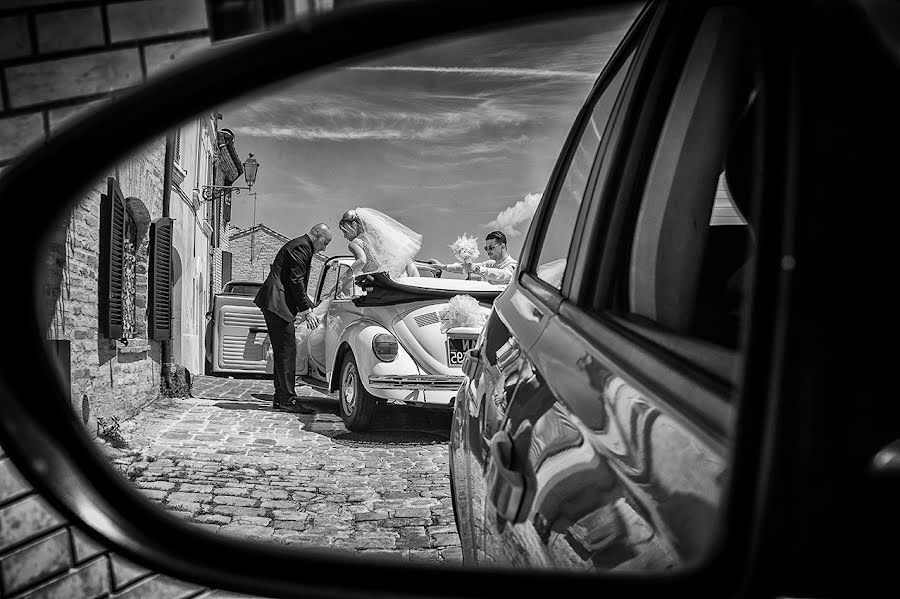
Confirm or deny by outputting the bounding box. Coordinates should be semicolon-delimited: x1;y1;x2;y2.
462;348;480;379
532;306;544;320
486;431;526;523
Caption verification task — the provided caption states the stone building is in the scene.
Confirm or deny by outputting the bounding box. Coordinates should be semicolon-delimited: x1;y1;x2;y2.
228;223;290;282
43;144;167;431
0;1;338;596
228;223;328;295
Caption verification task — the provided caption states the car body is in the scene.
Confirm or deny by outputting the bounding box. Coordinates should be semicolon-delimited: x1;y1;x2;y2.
305;256;504;430
450;0;756;571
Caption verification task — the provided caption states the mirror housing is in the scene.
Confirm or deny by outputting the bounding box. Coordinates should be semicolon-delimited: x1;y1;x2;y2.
0;1;776;597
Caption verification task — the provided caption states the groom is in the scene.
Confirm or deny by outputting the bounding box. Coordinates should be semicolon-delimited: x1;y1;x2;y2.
254;223;332;413
428;230;517;285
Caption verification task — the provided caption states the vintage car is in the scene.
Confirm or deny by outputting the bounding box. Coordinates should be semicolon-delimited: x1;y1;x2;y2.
303;256;504;431
203;262;453;382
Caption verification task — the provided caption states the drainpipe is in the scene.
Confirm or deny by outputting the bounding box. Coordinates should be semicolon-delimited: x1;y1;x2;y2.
161;133;175;390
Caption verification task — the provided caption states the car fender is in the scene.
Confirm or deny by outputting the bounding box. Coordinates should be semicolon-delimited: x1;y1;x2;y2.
329;319;420;394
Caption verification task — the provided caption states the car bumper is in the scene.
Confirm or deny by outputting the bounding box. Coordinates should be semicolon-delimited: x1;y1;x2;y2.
368;375;464;390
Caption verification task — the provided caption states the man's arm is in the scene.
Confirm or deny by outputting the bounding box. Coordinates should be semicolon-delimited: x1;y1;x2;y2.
286;243;314;314
473;261;516;285
439;262;467;274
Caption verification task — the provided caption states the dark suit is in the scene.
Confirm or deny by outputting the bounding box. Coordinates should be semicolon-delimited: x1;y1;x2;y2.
254;234;315;404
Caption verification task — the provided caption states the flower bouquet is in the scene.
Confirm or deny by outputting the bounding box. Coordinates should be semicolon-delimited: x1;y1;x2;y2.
449;234;480;265
439;294;489;333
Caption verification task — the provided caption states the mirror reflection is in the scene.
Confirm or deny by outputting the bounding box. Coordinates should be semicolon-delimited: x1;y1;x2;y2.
41;1;756;573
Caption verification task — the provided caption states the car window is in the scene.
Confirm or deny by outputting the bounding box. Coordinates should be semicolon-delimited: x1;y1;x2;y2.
223;283;261;295
608;6;757;373
335;264;361;299
533;48;636;291
317;262;340;302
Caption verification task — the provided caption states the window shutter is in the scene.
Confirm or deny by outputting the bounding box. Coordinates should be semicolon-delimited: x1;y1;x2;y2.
99;178;125;339
149;217;173;341
222;251;233;285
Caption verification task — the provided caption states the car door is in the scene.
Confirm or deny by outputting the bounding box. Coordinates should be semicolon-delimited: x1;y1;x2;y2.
324;259;367;379
451;2;652;568
475;2;758;572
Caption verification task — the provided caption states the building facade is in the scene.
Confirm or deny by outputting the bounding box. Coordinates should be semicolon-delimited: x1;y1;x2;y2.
212;128;245;293
169;116;216;376
0;1;328;595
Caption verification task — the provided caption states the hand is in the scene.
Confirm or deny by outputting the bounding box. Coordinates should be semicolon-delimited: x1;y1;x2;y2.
461;261;474;274
304;311;320;329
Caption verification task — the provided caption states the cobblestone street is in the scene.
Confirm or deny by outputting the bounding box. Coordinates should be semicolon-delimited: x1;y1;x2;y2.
102;375;462;564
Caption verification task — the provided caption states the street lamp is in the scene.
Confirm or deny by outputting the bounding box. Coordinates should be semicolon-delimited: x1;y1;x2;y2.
243;153;259;188
198;152;261;201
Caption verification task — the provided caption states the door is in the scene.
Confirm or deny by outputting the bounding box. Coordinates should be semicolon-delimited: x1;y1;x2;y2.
304;257;342;380
453;2;650;568
475;2;757;572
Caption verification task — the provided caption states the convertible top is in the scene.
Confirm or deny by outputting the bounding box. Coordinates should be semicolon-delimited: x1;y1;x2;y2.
353;272;504;306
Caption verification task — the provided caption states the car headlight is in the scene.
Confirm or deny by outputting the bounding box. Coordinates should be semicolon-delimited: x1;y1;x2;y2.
372;333;398;362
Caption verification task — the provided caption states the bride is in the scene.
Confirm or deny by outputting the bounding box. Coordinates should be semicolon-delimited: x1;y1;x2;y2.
303;208;421;373
338;208;421;281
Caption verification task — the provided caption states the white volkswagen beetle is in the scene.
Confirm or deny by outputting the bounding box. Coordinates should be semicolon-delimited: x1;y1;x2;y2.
301;256;504;431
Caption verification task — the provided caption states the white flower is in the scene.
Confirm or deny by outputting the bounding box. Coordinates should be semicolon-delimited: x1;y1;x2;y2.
449;234;480;264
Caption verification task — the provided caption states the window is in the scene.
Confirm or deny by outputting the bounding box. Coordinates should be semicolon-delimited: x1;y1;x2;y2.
612;7;757;365
316;262;340;303
334;264;360;299
174;128;182;164
121;211;138;338
222;251;233;285
99;177;136;341
534;48;636;291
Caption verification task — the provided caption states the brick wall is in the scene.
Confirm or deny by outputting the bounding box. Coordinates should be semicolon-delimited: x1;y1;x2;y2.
42;141;167;433
0;0;212;177
0;2;256;598
228;225;289;283
228;225;327;299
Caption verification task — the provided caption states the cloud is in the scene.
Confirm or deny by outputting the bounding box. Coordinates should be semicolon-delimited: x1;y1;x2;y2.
347;65;597;80
420;135;534;158
488;192;542;236
377;181;484;192
388;154;510;170
229;98;529;142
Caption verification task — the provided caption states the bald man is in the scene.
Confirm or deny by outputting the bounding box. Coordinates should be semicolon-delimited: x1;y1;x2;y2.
254;223;332;413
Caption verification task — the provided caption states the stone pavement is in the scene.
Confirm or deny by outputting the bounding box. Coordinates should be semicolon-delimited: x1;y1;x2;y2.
103;375;462;564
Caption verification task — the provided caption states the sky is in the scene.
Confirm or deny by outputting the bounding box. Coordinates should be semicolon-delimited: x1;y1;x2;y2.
219;4;642;262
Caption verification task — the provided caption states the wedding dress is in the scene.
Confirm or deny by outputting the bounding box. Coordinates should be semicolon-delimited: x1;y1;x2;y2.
351;207;422;278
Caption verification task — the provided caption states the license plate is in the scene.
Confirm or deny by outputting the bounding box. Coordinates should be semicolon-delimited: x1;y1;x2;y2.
447;337;477;366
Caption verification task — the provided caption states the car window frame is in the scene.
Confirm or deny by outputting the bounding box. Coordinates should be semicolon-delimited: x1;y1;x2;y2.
517;1;656;309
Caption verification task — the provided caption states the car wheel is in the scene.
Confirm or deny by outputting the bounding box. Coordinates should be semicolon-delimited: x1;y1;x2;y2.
339;352;377;432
